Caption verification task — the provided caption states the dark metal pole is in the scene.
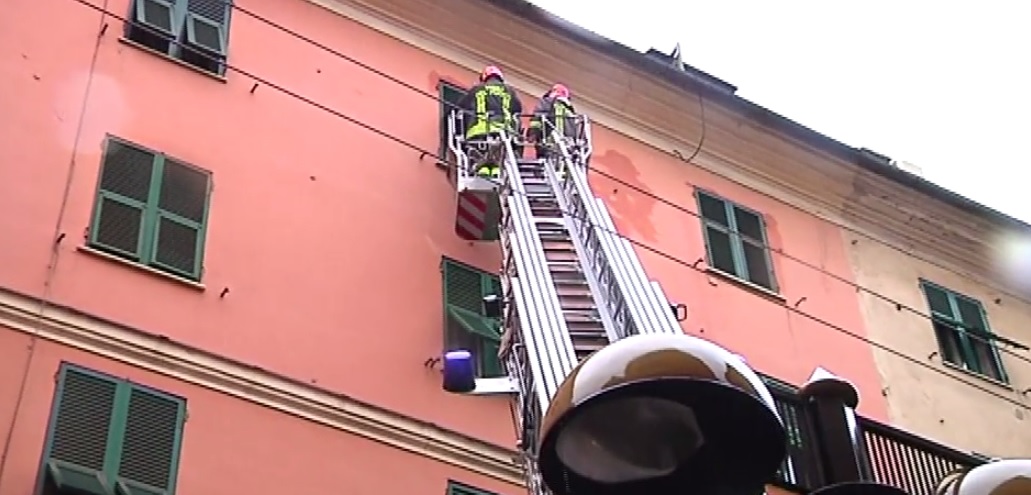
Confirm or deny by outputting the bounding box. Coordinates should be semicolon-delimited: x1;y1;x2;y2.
799;367;908;495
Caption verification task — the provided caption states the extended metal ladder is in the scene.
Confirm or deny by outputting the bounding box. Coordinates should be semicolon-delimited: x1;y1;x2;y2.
446;110;685;495
505;118;686;495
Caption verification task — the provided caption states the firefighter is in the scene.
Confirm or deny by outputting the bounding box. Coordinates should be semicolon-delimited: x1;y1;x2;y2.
457;65;523;179
528;83;579;164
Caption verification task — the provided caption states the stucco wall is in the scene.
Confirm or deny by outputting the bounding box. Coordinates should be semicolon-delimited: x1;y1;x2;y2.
0;326;520;495
588;123;889;420
0;0;522;446
847;231;1031;457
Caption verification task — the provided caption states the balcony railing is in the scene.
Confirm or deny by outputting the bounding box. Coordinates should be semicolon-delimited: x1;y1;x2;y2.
766;382;982;495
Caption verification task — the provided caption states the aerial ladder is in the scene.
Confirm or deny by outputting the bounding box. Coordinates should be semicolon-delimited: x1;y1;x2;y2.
439;87;1031;495
441;108;1024;495
445;109;689;492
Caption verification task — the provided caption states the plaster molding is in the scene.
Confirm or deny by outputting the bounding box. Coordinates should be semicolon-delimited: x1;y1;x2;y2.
0;290;525;486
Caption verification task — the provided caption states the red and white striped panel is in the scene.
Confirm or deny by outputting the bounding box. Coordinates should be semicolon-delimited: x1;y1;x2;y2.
455;190;488;240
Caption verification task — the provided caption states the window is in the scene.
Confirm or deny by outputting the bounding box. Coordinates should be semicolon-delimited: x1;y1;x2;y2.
921;281;1008;383
438;81;466;159
41;364;186;495
125;0;232;76
447;481;497;495
696;191;777;291
441;258;504;378
88;136;212;281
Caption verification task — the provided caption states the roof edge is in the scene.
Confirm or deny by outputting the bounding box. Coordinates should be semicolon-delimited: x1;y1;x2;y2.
489;0;1029;231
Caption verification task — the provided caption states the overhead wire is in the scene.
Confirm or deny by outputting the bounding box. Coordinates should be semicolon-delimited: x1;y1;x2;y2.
210;0;1031;360
64;0;1031;410
219;0;1031;312
225;0;1031;363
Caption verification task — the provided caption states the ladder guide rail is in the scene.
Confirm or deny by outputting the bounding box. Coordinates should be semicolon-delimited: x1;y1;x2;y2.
553;125;682;337
445;109;687;495
498;130;578;414
540;140;623;344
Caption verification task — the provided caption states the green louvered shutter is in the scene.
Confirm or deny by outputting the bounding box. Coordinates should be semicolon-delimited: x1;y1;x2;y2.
151;158;210;280
89;140;158;260
46;369;119;495
441;260;503;376
443;260;485;314
184;0;229;55
115;387;186;495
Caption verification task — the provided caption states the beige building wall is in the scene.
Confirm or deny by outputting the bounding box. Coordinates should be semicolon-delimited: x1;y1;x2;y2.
847;229;1031;458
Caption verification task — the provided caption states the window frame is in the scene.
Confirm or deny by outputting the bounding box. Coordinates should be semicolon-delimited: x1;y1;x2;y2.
125;0;233;76
87;135;213;281
185;12;227;55
695;189;778;292
919;280;1008;383
447;480;497;495
133;0;177;36
37;363;187;495
438;81;467;161
440;257;504;378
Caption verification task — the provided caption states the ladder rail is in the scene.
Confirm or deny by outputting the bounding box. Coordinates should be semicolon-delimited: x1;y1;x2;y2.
540;148;623;345
550;123;639;338
553;121;683;337
447;110;470;182
585;194;681;336
543;117;636;340
498;130;578;411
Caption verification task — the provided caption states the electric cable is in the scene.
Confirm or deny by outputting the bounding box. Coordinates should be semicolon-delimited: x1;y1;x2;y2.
211;0;1031;358
62;0;1031;411
203;0;1031;363
219;0;1031;312
0;0;110;490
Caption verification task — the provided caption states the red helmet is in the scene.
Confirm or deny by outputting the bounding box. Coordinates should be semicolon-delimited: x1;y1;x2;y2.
550;83;570;99
480;65;504;82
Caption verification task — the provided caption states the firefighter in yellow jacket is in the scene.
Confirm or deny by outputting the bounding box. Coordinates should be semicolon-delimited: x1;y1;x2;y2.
528;83;578;163
457;65;523;178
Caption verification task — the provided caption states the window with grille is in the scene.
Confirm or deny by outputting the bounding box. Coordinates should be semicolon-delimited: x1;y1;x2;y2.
124;0;233;76
42;364;186;495
441;258;504;378
439;82;467;160
696;190;777;291
447;481;497;495
920;281;1007;383
88;136;212;281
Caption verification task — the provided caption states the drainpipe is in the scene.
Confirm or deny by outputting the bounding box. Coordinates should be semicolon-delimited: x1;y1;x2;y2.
798;367;909;495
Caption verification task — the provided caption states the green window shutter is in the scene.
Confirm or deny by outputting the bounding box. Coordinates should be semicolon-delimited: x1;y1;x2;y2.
441;259;503;376
443;259;487;313
45;368;121;495
150;158;211;280
921;282;955;319
43;365;187;495
115;387;186;495
183;0;229;54
90;139;160;260
921;282;1009;383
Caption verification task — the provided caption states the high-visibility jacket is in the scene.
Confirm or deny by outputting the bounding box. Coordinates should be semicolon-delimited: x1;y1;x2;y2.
529;95;578;142
458;79;523;139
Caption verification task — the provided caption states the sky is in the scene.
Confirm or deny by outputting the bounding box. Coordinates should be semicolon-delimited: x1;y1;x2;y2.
528;0;1031;224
